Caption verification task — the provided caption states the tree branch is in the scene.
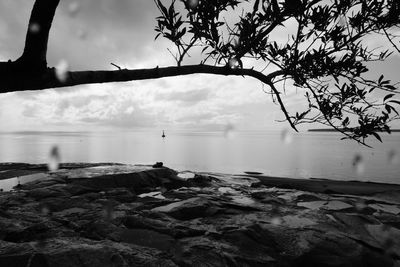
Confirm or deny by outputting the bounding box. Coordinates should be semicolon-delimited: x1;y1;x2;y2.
265;81;298;132
382;28;400;54
0;64;285;93
177;38;198;66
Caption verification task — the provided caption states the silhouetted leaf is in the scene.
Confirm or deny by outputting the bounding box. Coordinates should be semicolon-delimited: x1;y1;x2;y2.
384;94;395;102
371;132;382;142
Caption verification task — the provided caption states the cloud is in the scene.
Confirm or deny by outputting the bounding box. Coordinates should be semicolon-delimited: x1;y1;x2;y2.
17;84;158;128
1;72;285;131
54;94;109;117
79;104;160;128
155;88;212;105
21;104;38;118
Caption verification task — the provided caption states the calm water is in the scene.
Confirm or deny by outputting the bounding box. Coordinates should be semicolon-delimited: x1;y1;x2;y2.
0;130;399;184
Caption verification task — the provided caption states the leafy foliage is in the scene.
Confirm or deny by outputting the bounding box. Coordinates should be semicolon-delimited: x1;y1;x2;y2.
154;0;400;145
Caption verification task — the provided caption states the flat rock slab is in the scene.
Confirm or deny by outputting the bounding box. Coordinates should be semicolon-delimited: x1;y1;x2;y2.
60;165;153;179
281;215;317;228
59;165;178;191
369;203;400;215
118;229;176;251
152;197;201;213
298;200;353;211
297;201;327;210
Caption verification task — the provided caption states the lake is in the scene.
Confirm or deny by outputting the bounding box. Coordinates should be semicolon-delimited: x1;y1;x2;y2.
0;130;399;184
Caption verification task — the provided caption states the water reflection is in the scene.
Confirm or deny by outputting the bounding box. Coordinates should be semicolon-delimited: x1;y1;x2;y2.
0;173;48;191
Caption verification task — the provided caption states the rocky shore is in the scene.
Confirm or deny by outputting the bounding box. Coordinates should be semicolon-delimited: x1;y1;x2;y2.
0;163;399;266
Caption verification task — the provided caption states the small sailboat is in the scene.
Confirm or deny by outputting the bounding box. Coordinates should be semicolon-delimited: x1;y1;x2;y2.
162;130;166;138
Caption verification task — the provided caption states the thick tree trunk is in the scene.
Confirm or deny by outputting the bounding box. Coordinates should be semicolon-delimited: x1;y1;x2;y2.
16;0;60;70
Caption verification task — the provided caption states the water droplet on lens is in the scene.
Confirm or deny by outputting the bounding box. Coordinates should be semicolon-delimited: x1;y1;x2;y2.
228;57;240;69
55;60;69;82
223;123;235;139
36;236;47;248
280;128;292;145
160;187;167;193
232;37;240;49
41;206;50;215
186;0;199;10
48;145;61;172
388;150;399;165
352;154;364;175
271;217;282;226
29;23;40;34
76;28;88;40
103;201;114;221
355;200;367;211
68;1;81;17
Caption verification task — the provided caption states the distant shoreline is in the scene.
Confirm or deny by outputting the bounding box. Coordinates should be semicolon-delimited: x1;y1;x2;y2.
308;129;400;133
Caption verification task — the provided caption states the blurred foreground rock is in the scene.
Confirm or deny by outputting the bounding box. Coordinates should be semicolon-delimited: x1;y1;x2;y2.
0;163;399;266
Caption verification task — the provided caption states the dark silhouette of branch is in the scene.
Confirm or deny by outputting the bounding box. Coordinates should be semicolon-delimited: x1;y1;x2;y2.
382;28;400;54
177;38;198;67
1;64;284;92
305;82;371;147
266;82;298;132
111;63;122;70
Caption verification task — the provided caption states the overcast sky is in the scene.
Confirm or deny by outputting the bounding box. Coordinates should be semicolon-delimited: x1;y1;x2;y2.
0;0;399;133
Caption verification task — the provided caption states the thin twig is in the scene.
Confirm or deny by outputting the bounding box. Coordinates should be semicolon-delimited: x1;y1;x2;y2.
111;63;121;70
383;28;400;54
266;81;298;131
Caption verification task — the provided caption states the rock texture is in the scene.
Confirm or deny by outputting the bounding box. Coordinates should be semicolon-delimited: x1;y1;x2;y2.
0;163;399;266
